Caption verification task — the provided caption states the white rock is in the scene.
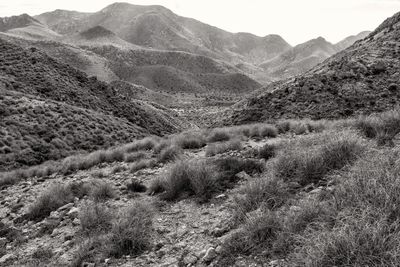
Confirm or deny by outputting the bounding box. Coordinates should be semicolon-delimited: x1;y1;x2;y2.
202;247;217;262
67;207;79;218
57;203;74;211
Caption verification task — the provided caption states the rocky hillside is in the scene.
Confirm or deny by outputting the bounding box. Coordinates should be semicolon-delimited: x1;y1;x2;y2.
335;31;371;50
0;37;187;171
226;11;400;124
35;3;291;64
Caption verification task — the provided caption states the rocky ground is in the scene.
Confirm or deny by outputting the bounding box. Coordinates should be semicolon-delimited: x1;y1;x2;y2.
0;135;284;267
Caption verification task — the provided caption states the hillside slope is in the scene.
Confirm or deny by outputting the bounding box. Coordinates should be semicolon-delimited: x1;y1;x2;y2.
0;37;186;170
226;11;400;124
260;37;338;80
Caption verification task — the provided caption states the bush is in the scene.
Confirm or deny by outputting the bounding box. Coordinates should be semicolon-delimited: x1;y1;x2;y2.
214;157;264;181
125;137;157;152
126;179;147;193
79;201;113;235
108;202;154;257
259;125;278;138
205;140;242;157
257;143;277;160
124;152;147;163
151;160;217;201
130;159;157;173
207;129;231;143
173;133;206;149
275;134;364;185
355;110;400;145
27;184;74;221
90;181;116;202
158;145;183;163
234;177;289;219
221;211;283;256
291;215;400;266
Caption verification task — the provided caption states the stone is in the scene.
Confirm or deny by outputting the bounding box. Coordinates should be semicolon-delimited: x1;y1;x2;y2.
57;203;74;212
67;207;79;218
202;247;217;263
0;253;16;264
215;194;226;199
0;238;7;248
81;262;95;267
72;218;80;226
309;188;322;195
183;254;198;265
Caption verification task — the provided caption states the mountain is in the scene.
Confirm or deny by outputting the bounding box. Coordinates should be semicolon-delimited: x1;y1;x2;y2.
335;31;371;50
225;11;400;124
0;37;186;171
260;37;338;80
0;14;40;32
35;3;291;64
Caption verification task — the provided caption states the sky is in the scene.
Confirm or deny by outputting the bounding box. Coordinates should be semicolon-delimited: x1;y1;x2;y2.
1;0;400;45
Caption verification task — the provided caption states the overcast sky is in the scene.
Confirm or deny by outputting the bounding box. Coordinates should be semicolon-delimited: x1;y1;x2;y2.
1;0;400;45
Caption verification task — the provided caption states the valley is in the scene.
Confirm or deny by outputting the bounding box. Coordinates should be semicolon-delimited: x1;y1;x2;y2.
0;2;400;267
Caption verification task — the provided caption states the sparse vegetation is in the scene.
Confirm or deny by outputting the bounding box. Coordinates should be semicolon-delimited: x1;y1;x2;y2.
27;184;74;221
275;133;364;185
79;201;113;235
157;145;183;163
207;129;231;143
108;202;154;257
205;140;242;157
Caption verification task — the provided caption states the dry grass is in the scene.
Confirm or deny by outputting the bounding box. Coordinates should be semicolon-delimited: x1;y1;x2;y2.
27;184;74;221
275;132;364;185
108;202;154;257
205;140;242;157
149;160;217;201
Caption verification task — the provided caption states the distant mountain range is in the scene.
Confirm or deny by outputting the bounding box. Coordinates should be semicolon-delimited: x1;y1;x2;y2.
0;3;370;92
224;12;400;124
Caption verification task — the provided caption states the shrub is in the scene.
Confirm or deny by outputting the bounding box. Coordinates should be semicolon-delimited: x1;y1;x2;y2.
234;177;289;219
130;159;157;173
284;200;336;234
214;157;264;181
355;110;400;145
173;133;206;149
158;145;183;163
257;143;277;160
126;179;147;193
111;165;127;174
108;202;154;257
79;201;113;235
259;125;278;138
205;140;242;157
221;211;283;256
291;215;400;266
90;181;116;202
276;120;292;134
207;129;231;143
125;137;157;152
124;152;147;163
151;160;217;201
27;184;74;221
275;134;364;185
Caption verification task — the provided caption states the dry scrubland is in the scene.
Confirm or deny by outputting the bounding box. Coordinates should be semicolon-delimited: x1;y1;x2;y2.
1;110;400;266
